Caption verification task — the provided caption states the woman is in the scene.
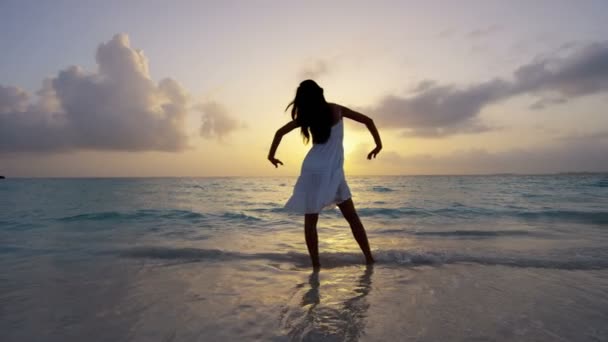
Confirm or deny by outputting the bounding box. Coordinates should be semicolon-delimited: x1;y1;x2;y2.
267;80;382;268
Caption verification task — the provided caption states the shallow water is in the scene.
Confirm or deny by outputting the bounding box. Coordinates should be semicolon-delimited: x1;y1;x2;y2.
1;175;608;341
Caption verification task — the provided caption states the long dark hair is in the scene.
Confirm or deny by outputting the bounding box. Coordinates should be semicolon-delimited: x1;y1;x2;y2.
285;80;332;144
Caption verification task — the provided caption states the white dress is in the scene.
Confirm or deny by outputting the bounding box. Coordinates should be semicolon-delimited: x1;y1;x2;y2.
285;115;352;214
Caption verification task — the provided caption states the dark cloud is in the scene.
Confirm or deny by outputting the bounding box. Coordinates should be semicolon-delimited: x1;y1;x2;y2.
369;79;510;137
512;41;608;97
0;34;240;153
198;102;243;140
368;41;608;137
349;132;608;174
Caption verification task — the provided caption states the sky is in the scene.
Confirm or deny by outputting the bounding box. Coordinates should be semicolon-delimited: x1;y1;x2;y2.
1;0;607;177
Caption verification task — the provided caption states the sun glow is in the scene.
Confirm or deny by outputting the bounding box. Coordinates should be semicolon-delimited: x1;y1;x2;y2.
343;134;369;175
342;135;357;157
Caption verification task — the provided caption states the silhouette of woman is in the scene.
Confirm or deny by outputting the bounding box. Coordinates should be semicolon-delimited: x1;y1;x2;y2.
268;80;382;267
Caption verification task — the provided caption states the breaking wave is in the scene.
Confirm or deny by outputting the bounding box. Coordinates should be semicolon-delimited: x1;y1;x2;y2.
118;246;608;271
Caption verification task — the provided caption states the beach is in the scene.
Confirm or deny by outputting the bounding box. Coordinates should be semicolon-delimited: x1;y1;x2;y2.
1;175;607;341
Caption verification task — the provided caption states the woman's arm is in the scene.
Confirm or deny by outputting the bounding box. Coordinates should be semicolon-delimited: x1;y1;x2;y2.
339;105;383;159
268;120;299;167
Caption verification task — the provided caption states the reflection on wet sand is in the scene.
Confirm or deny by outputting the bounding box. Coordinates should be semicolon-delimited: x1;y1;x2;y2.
281;265;374;341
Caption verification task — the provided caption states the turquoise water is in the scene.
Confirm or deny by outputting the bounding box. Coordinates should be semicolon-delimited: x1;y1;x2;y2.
1;175;608;341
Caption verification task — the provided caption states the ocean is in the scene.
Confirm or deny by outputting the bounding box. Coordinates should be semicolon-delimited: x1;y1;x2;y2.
1;175;607;341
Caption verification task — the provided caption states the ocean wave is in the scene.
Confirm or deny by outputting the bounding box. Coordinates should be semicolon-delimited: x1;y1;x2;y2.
515;210;608;224
58;209;207;222
356;208;417;218
221;212;261;221
408;230;533;238
354;207;608;224
0;245;22;254
371;186;395;192
118;246;608;270
0;222;45;231
121;247;228;260
55;209;269;223
355;207;498;218
590;178;608;187
521;193;545;198
248;207;285;213
53;206;608;225
374;250;608;270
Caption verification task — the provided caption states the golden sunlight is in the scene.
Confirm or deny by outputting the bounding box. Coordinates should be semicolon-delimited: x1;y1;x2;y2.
342;135;357;157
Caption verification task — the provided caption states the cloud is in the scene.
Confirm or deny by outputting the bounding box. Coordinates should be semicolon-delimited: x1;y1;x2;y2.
367;41;608;137
0;34;210;153
0;85;29;113
198;101;243;140
349;132;608;174
512;41;608;97
369;79;510;137
297;58;330;80
528;96;568;110
558;130;608;142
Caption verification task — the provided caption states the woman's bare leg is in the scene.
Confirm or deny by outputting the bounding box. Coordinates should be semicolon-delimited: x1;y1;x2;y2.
304;213;321;268
338;198;375;264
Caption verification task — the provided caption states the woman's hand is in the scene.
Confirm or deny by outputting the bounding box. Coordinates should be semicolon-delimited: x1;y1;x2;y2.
340;105;383;161
268;157;284;168
367;146;382;160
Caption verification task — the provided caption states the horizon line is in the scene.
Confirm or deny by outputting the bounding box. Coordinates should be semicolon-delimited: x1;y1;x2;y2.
2;171;607;179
